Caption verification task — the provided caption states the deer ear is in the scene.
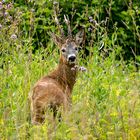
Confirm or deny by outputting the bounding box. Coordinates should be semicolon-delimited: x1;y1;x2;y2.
75;28;85;46
49;32;63;47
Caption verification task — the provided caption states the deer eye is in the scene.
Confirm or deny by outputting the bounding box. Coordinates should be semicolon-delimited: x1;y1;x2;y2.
61;48;66;53
75;47;78;51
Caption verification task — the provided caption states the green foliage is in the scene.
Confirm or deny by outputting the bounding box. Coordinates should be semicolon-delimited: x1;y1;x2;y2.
1;0;140;60
0;0;140;139
1;45;140;139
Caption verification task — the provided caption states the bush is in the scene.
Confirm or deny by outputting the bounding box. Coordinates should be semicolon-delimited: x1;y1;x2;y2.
1;0;139;61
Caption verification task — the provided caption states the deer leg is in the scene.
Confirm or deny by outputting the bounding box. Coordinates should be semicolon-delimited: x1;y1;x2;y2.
51;96;69;121
53;105;62;122
62;96;72;114
31;101;45;124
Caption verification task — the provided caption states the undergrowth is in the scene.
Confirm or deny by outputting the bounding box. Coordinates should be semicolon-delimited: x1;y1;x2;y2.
0;1;140;140
1;46;140;139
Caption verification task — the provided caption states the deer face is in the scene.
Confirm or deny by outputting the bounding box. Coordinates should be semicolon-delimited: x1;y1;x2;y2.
61;40;78;64
50;29;85;65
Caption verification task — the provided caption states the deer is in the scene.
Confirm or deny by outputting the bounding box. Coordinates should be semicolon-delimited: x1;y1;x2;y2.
29;4;86;125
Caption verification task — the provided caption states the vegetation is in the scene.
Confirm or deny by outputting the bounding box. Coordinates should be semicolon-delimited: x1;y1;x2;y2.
0;0;140;139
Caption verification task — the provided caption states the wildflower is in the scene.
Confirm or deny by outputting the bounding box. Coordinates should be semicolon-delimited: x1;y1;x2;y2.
31;8;35;12
4;11;8;16
0;2;3;9
7;3;13;9
8;16;12;20
88;27;92;32
18;12;23;16
0;24;2;29
10;34;17;40
88;16;93;23
53;1;58;6
2;0;6;3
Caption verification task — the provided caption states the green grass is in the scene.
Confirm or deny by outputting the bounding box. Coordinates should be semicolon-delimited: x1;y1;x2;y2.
1;46;140;140
0;1;140;139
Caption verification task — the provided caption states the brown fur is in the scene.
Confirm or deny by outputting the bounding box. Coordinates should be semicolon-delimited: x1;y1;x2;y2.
29;55;79;124
29;10;85;124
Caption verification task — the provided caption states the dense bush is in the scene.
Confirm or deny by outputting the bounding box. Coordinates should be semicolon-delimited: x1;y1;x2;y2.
1;0;140;62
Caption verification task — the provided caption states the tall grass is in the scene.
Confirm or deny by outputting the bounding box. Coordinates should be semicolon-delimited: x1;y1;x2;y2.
1;1;140;140
1;43;140;139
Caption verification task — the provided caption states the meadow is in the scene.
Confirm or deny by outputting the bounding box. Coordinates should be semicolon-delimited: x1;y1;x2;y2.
1;0;140;140
1;44;140;139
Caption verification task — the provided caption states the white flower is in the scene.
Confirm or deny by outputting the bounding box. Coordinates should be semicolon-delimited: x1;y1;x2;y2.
0;24;2;29
10;34;17;40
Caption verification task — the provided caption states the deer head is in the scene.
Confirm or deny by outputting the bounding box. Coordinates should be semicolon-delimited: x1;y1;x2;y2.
50;31;85;65
50;3;85;65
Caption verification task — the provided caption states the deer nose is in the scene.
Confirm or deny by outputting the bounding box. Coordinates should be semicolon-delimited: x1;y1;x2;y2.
68;55;76;62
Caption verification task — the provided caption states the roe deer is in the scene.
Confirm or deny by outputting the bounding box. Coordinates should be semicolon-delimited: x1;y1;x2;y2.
29;6;86;125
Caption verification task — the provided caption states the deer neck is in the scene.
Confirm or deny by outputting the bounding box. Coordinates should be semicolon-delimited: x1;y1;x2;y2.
49;57;77;93
57;59;77;92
